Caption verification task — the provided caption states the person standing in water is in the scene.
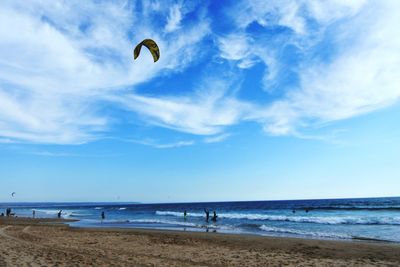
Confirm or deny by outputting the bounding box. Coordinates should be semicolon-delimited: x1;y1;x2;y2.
32;210;36;218
57;210;62;219
211;211;218;222
204;209;210;222
183;210;187;220
101;211;105;221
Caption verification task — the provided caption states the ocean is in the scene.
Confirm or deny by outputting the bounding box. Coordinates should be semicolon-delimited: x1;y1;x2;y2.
1;197;400;242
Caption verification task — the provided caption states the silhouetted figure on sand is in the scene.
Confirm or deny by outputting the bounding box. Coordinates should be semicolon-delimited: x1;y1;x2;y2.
211;211;218;222
6;208;11;217
204;209;210;222
32;210;36;218
58;210;62;219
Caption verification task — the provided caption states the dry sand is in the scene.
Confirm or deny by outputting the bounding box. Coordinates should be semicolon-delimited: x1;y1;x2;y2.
1;217;400;266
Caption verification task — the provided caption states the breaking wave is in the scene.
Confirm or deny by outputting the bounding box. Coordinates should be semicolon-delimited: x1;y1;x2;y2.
156;211;400;225
259;225;350;239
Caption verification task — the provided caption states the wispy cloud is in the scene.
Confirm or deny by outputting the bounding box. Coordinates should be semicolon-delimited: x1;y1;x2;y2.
203;133;231;144
109;77;249;136
261;1;400;135
26;150;121;158
165;4;183;32
125;138;194;149
222;0;400;135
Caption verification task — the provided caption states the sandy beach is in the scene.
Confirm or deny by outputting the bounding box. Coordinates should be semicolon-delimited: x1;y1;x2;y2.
0;217;399;266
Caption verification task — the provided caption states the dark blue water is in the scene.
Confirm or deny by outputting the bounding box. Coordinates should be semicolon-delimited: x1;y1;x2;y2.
2;197;400;242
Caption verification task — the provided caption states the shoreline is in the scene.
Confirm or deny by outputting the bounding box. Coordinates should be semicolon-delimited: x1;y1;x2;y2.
72;222;398;244
5;216;399;244
1;217;400;266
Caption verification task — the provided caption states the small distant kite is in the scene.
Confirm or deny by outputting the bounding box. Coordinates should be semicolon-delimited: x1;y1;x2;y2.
11;192;16;197
134;39;160;63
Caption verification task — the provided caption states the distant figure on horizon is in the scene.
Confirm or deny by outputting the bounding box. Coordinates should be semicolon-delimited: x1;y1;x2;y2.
292;209;296;214
57;210;62;219
211;211;218;222
305;209;309;213
204;209;210;222
32;210;36;218
101;211;105;221
184;210;187;220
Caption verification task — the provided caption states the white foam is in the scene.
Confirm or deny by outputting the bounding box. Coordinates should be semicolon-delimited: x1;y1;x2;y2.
224;214;400;225
259;225;350;239
128;219;198;227
155;211;400;225
35;209;72;218
156;211;202;217
127;218;233;231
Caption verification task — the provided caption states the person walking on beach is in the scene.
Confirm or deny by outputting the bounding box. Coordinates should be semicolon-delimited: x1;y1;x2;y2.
57;210;62;219
32;209;36;218
204;209;210;222
211;211;218;222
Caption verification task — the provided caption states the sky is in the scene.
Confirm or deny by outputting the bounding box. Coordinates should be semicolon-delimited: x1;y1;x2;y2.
0;0;400;203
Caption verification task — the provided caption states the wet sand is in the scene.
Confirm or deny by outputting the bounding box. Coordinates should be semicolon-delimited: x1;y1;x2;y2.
1;217;400;266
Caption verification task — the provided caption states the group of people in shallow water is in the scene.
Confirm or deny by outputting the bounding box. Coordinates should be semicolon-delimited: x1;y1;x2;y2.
2;208;219;223
3;208;311;222
0;208;14;217
204;209;218;222
1;209;62;219
183;209;218;222
292;208;311;214
97;210;217;223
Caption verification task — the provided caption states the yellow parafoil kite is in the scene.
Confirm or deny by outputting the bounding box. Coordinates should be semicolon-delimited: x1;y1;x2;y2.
133;39;160;63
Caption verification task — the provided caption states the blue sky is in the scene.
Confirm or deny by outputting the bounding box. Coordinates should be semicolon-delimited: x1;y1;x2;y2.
0;0;399;202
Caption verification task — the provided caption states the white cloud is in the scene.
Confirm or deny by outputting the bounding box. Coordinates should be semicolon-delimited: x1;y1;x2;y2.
229;0;305;34
165;4;183;32
307;0;367;24
109;78;249;135
204;133;231;143
221;0;400;136
126;138;194;149
257;0;400;134
217;33;259;69
218;34;251;61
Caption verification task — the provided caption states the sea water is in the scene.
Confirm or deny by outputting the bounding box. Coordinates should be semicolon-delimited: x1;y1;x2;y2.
2;197;400;242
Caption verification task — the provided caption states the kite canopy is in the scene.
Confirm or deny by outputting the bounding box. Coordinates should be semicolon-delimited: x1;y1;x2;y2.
134;39;160;62
11;192;16;197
